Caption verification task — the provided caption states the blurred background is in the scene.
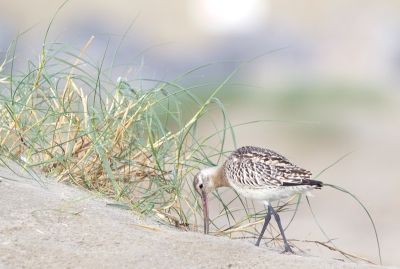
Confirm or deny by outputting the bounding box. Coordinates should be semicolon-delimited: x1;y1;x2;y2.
1;0;400;266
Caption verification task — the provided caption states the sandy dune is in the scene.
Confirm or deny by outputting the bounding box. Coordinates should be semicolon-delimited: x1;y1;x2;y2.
0;162;397;269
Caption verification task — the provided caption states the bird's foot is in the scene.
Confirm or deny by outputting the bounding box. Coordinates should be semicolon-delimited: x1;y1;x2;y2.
280;244;295;254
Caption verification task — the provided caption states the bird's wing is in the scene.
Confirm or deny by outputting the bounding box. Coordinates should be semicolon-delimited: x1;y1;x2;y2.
225;146;312;188
229;146;293;166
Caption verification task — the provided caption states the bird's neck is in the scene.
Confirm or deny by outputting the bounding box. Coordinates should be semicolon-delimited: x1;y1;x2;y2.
208;165;230;189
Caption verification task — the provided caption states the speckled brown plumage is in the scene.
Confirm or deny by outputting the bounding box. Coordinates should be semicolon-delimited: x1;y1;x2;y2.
193;146;323;252
224;146;321;192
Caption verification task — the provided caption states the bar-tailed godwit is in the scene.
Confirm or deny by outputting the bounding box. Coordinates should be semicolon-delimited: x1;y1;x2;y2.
193;146;323;253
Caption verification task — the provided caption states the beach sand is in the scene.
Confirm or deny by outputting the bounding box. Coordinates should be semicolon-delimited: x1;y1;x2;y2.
0;161;397;269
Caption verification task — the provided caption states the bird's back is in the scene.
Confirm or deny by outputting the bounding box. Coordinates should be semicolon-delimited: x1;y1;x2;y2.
223;146;322;202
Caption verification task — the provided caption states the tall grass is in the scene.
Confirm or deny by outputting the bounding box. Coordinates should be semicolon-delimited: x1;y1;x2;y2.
0;10;381;264
0;18;259;230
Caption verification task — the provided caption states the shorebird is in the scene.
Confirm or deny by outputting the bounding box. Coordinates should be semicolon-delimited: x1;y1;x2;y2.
193;146;323;253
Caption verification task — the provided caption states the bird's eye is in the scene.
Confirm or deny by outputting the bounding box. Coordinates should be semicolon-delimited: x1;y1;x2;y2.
199;183;203;189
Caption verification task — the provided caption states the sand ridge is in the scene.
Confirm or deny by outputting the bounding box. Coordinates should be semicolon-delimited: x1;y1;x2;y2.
0;161;397;269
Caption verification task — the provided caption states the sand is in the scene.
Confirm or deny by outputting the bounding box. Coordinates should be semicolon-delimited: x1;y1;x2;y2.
0;161;397;269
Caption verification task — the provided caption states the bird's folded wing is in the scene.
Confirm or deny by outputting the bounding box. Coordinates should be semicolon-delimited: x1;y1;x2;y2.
225;159;312;188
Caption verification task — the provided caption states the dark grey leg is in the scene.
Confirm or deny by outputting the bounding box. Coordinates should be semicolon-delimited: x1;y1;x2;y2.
269;205;293;253
255;205;272;247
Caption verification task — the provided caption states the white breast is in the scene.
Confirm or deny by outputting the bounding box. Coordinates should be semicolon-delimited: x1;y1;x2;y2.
230;181;314;204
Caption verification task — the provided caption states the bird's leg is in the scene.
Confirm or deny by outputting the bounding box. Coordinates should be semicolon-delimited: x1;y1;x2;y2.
255;205;272;247
269;205;294;253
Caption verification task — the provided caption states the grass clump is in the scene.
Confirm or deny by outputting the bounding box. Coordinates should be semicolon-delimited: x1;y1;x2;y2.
0;32;234;227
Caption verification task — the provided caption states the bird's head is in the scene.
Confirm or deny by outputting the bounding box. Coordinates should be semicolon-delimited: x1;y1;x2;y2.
193;167;222;235
193;169;215;197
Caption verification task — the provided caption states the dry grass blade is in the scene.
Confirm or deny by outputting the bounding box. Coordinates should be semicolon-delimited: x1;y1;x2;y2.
310;240;375;264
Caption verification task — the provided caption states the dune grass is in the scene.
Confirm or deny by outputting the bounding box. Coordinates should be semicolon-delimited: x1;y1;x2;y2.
0;8;382;265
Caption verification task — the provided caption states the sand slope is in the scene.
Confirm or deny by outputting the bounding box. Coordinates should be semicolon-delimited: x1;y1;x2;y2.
0;162;397;269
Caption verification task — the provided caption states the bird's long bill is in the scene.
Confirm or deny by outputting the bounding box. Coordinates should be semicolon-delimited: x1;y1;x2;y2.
201;195;209;234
